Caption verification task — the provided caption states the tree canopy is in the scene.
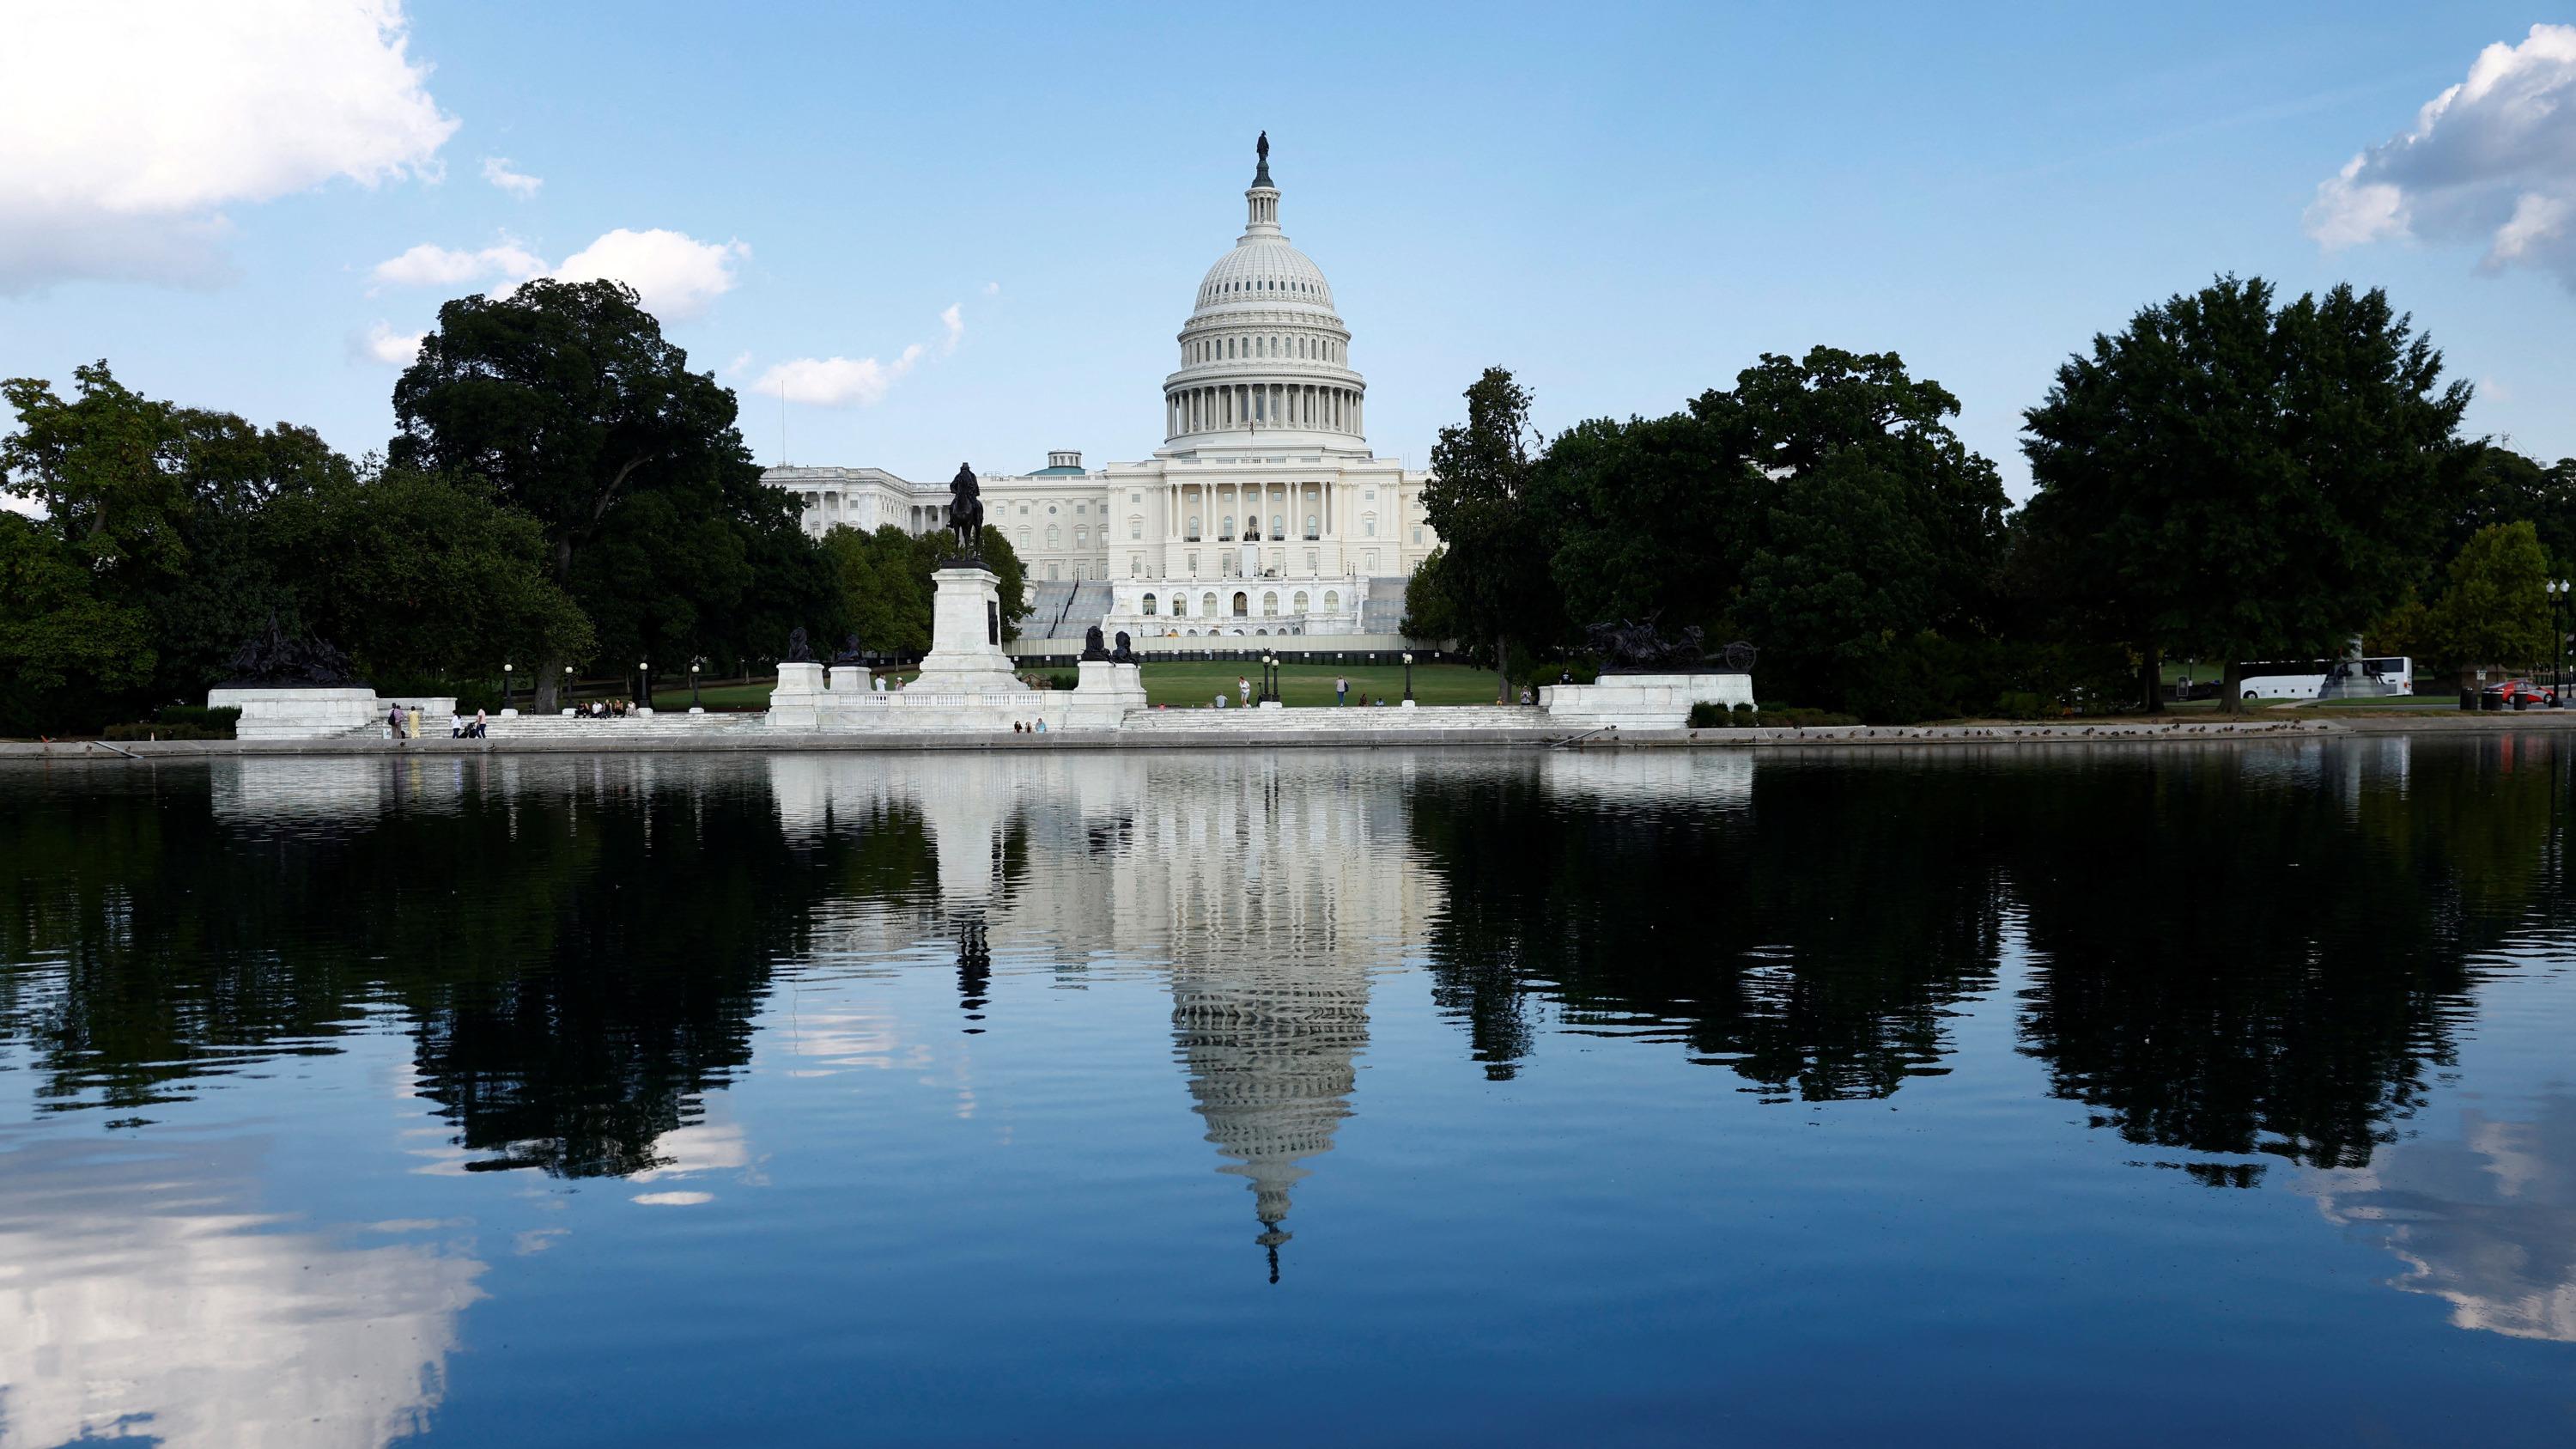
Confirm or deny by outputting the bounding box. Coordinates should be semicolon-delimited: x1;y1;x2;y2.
2020;275;2470;709
391;278;811;703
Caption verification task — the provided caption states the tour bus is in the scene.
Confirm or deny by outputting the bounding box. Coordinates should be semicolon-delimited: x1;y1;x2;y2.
2235;656;2415;700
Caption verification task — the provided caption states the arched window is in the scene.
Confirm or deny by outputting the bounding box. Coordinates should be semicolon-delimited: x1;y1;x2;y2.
1304;513;1319;539
1232;592;1249;617
1324;590;1340;612
1074;527;1087;546
1263;592;1279;616
1271;514;1284;538
1187;514;1201;540
1202;593;1218;617
1143;593;1158;616
1017;527;1030;547
1293;591;1309;612
1171;594;1186;617
1047;525;1060;548
1363;513;1377;538
1220;514;1235;540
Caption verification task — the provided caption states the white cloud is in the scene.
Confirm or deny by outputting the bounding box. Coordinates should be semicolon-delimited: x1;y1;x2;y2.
752;347;926;407
2307;24;2576;286
369;228;745;320
941;302;965;354
549;228;748;320
481;155;542;198
726;350;753;374
356;320;424;367
982;280;1001;296
0;0;458;294
368;239;544;290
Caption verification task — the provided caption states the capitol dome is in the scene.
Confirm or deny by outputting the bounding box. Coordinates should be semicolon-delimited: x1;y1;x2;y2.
1163;137;1370;451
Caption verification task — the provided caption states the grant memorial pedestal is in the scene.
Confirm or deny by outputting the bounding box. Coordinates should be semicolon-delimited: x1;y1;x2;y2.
910;567;1026;694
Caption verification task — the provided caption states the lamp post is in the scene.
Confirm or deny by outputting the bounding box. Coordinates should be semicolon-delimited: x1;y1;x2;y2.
690;660;702;709
2555;580;2571;706
501;663;513;712
638;661;650;708
1402;651;1415;703
563;664;574;710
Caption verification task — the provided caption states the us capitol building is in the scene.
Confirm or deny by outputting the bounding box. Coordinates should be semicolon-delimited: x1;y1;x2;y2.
765;137;1437;646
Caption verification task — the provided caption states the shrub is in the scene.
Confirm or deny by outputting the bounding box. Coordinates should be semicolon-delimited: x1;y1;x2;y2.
1992;691;2057;720
1686;702;1728;728
104;721;225;741
155;705;240;736
1759;706;1862;728
1046;672;1079;691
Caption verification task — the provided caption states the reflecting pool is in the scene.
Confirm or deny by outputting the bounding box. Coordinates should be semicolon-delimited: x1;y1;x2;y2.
3;740;2574;1445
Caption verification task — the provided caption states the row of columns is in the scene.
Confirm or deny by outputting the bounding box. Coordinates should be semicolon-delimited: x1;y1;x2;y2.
1170;382;1362;438
1164;479;1345;543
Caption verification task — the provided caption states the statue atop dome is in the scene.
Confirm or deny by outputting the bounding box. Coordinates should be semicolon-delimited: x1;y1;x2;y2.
1252;131;1273;187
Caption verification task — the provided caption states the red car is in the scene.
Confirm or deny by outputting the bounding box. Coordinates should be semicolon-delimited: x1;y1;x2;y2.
2482;679;2560;708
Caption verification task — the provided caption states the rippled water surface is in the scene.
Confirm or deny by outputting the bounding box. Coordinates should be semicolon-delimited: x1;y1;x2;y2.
5;740;2576;1446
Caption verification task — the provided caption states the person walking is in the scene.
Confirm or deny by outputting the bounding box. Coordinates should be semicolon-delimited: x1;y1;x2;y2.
386;703;404;741
1238;675;1251;708
1337;674;1348;706
473;708;489;738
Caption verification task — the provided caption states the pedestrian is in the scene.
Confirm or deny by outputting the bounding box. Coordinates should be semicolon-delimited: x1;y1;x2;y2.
1337;674;1347;705
386;703;404;740
1519;685;1534;706
1034;717;1047;734
449;709;464;739
1238;675;1251;708
872;674;886;693
474;708;489;738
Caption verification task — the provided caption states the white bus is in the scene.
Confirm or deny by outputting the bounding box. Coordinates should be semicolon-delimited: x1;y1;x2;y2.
2236;656;2413;700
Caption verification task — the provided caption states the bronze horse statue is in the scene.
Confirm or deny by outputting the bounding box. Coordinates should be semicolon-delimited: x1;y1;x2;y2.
947;462;984;559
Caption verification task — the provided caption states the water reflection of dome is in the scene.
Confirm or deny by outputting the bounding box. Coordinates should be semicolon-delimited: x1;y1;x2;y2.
765;752;1431;1273
2309;1094;2576;1341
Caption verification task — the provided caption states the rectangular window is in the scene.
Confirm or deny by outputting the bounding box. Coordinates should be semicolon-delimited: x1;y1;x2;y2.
1187;551;1199;575
1305;549;1319;572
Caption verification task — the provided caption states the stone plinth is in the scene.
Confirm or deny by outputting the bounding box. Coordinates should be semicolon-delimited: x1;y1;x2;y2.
828;665;872;693
1540;673;1755;729
1063;660;1149;729
210;686;381;741
913;568;1026;694
767;661;826;731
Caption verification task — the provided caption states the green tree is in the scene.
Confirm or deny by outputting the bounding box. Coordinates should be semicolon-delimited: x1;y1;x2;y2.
1534;406;1755;636
2421;522;2551;683
1399;545;1463;641
389;279;810;709
1724;348;2007;715
263;468;596;681
0;512;155;734
2020;276;2470;712
1422;368;1562;697
818;523;1030;658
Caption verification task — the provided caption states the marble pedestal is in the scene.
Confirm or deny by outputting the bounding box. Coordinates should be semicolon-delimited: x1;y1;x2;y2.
209;686;382;740
1064;660;1148;729
1540;672;1756;729
767;661;825;731
911;567;1026;694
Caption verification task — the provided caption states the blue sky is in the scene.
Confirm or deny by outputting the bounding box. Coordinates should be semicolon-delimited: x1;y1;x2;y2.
6;2;2575;502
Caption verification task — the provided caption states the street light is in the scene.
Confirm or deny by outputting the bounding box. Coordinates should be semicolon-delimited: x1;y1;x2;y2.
690;660;702;709
2555;580;2572;706
563;663;574;710
501;662;513;712
1402;651;1415;703
638;661;649;707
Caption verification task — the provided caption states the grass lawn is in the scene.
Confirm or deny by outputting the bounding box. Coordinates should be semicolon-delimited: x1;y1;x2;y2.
1122;660;1503;709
